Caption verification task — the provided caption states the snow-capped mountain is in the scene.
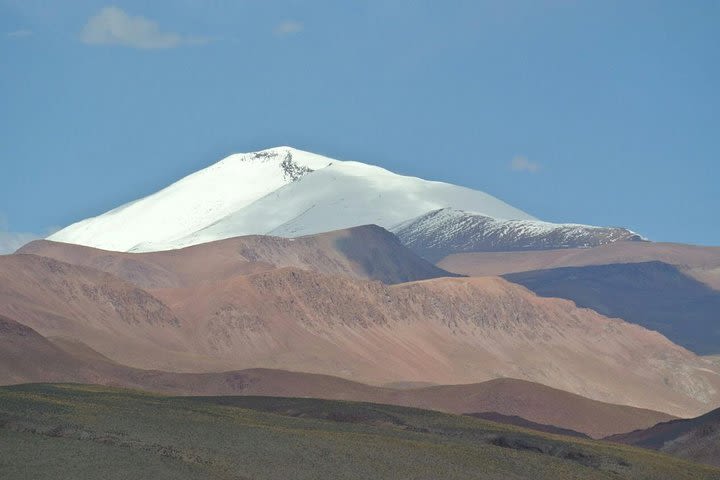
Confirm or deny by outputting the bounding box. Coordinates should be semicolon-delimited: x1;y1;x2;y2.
48;146;642;254
48;147;536;252
393;208;644;261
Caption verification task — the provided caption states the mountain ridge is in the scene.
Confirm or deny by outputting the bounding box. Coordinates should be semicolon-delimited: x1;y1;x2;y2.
393;208;644;262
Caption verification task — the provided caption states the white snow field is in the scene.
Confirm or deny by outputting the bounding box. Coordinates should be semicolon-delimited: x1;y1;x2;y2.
49;147;537;252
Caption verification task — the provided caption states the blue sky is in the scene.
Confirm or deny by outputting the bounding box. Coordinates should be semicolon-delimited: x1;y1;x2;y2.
1;0;718;251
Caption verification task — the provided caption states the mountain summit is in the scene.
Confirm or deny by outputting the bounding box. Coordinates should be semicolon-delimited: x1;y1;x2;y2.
48;147;640;254
48;147;535;252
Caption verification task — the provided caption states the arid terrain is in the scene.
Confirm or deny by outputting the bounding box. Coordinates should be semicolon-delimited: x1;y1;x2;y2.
3;228;720;421
438;241;720;290
609;407;720;467
1;311;677;438
19;225;453;288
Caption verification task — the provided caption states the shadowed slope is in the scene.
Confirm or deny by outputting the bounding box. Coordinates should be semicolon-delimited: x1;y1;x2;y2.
504;262;720;354
467;412;589;438
609;407;720;467
438;241;720;290
19;225;453;288
0;314;103;385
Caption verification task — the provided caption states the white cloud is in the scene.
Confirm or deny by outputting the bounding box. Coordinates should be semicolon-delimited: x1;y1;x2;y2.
7;29;32;38
510;155;540;173
0;215;49;254
80;6;210;49
0;231;39;254
273;20;304;36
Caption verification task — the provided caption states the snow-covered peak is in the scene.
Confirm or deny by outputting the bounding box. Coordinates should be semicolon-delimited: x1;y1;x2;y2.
129;159;535;252
49;147;537;252
49;147;333;251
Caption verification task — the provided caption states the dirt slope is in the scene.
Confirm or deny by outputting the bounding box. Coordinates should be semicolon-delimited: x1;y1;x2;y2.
394;378;677;439
0;314;675;438
3;251;719;419
0;254;194;371
19;224;453;288
152;267;720;417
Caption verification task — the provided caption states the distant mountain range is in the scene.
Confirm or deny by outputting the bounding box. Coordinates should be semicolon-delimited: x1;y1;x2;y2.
46;147;640;255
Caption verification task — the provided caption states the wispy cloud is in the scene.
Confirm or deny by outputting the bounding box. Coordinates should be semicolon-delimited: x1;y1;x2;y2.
0;215;40;254
273;20;304;36
0;231;39;254
510;155;540;173
7;29;32;38
80;6;210;49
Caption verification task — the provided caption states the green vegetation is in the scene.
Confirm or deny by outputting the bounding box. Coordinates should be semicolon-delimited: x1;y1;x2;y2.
0;384;718;480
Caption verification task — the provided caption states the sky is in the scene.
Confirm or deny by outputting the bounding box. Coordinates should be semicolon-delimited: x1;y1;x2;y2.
1;0;718;252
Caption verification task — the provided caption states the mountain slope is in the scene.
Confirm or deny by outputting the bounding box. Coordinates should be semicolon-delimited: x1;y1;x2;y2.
503;261;720;355
21;225;454;289
0;254;196;371
0;314;675;438
151;268;720;417
608;407;720;467
48;147;534;252
393;208;643;261
3;250;719;417
393;378;677;439
0;314;104;385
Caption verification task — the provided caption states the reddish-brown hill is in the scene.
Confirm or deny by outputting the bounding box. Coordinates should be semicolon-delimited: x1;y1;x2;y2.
395;378;677;439
19;225;454;288
4;247;720;419
151;267;720;417
0;313;674;438
0;254;198;371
